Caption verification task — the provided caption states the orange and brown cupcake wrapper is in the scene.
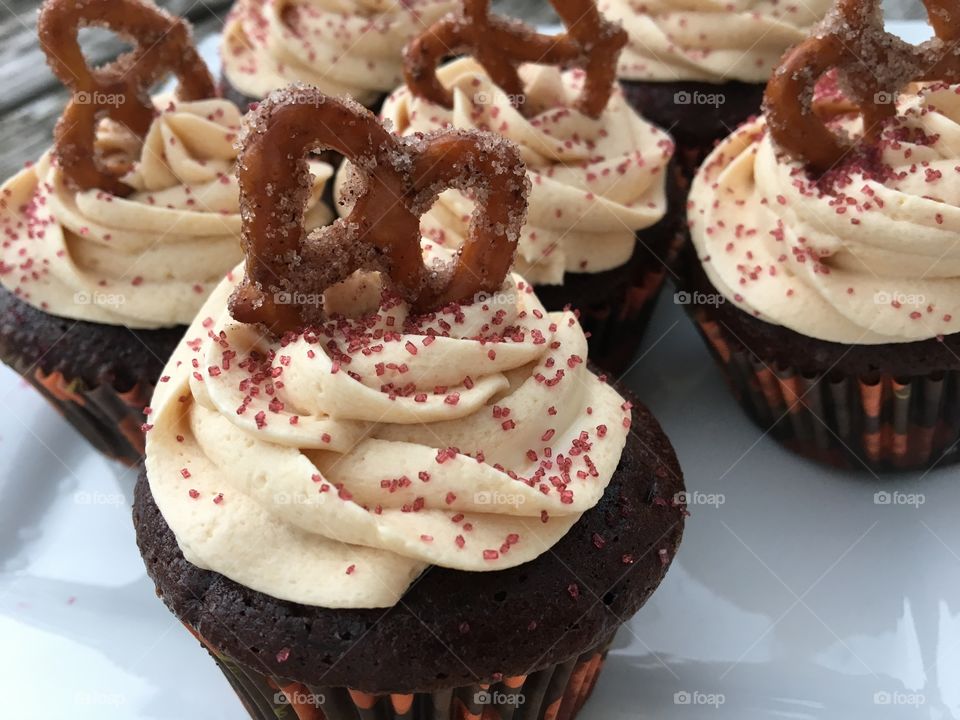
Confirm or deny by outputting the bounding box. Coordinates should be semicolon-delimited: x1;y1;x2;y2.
568;221;684;377
692;310;960;472
187;622;614;720
572;264;668;377
15;360;150;466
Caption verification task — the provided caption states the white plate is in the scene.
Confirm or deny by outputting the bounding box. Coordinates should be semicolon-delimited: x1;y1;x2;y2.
3;20;959;720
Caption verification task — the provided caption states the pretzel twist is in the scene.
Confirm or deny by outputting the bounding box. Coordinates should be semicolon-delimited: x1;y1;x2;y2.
38;0;215;195
404;0;627;119
764;0;960;172
229;88;530;334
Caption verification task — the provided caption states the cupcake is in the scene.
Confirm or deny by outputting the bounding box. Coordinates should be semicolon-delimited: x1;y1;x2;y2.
347;1;679;374
134;88;686;720
220;0;458;111
0;0;332;464
600;0;830;180
682;0;960;471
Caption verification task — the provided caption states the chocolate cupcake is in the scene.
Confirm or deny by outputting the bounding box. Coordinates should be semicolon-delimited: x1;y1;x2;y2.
134;88;686;719
681;1;960;471
600;0;830;182
342;1;680;374
0;0;333;464
220;0;458;111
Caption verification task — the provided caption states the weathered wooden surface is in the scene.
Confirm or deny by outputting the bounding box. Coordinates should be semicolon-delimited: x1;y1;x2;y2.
0;0;554;180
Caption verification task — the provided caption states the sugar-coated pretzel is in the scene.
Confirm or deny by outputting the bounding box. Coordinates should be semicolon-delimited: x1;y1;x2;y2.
764;0;960;172
404;0;627;119
38;0;215;196
229;87;529;334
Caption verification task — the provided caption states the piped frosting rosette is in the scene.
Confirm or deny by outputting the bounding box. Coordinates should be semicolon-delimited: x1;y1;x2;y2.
221;0;458;106
0;97;332;328
599;0;831;83
688;83;960;344
145;262;632;609
373;58;673;284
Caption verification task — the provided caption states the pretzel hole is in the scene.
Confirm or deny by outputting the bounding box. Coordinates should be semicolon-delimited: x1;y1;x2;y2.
77;25;135;60
74;26;138;82
539;4;562;24
420;187;476;251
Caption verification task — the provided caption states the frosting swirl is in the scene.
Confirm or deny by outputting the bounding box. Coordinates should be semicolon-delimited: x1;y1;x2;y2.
688;83;960;344
600;0;830;83
221;0;458;106
0;98;332;328
374;59;673;284
145;266;631;608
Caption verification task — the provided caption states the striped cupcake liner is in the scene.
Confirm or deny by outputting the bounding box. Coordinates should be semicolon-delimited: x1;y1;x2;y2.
569;265;669;378
691;309;960;472
13;357;150;466
546;212;685;377
188;624;614;720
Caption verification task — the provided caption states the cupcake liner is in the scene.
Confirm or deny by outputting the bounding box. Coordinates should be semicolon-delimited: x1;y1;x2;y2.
533;172;683;377
18;360;151;466
187;622;614;720
690;308;960;472
0;284;184;466
567;262;669;377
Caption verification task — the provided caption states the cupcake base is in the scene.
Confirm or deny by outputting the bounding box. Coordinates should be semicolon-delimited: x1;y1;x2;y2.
619;79;765;185
133;387;685;707
191;622;614;720
679;252;960;472
0;288;184;465
533;165;683;377
219;76;260;114
534;238;674;378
